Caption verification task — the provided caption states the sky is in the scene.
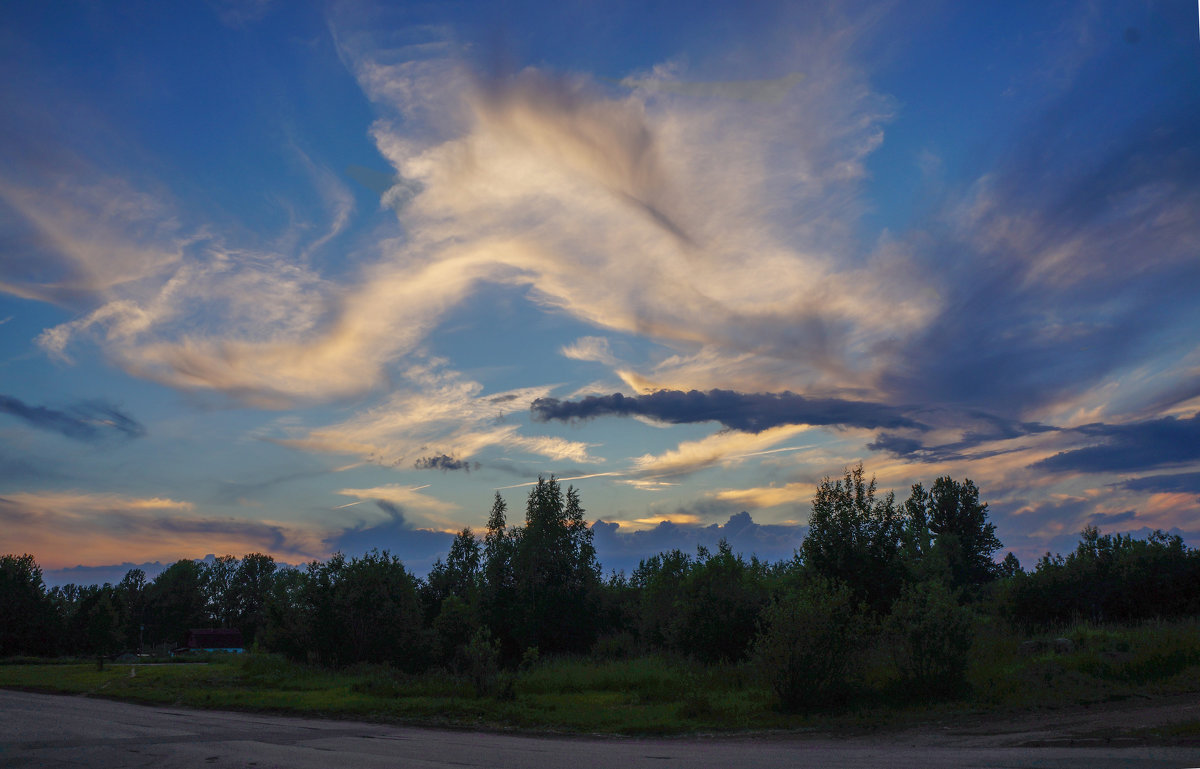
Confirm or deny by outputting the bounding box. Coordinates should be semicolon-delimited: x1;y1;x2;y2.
2;0;1199;586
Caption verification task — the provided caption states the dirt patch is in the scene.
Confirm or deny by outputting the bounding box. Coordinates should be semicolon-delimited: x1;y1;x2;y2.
880;692;1200;748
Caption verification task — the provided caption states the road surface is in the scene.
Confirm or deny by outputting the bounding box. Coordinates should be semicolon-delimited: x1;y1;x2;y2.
1;689;1198;768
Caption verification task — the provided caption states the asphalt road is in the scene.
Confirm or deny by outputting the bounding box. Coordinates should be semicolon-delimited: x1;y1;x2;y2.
1;689;1198;769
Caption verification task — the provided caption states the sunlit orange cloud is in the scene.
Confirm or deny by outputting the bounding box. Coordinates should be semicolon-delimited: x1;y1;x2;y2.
0;492;327;570
630;424;810;481
712;482;811;510
1135;492;1200;529
605;513;703;531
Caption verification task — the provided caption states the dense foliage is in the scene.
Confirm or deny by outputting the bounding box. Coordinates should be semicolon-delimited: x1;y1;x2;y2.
5;468;1200;712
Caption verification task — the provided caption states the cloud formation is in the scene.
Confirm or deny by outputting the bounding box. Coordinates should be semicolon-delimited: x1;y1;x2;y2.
0;395;145;442
278;361;594;468
0;491;323;568
1116;472;1200;497
413;454;478;473
1032;414;1200;474
532;389;924;433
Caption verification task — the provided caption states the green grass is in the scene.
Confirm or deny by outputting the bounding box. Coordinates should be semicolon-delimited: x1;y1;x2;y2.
3;618;1199;735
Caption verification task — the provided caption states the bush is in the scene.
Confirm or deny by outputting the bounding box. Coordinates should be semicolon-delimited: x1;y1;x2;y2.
753;578;860;711
591;631;638;661
463;627;500;698
886;580;974;695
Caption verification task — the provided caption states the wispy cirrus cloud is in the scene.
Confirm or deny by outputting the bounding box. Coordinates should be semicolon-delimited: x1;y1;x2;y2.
626;424;811;483
277;360;595;468
334;483;458;518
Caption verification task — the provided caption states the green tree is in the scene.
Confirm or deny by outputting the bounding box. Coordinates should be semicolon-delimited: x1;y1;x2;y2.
115;568;148;651
801;463;903;613
0;554;56;657
201;555;239;628
904;477;1001;594
631;548;693;650
230;553;276;646
998;551;1022;579
260;565;308;661
481;492;519;659
672;542;769;663
423;528;481;621
508;478;601;654
145;559;206;647
297;550;428;669
75;585;124;666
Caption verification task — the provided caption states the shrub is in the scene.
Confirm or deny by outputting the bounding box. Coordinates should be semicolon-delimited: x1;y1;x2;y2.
463;627;500;698
752;577;860;711
886;580;974;695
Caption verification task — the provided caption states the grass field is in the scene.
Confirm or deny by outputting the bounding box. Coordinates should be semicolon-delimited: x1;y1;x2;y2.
2;619;1198;735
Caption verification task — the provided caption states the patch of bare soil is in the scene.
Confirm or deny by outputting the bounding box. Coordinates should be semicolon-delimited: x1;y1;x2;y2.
879;693;1200;748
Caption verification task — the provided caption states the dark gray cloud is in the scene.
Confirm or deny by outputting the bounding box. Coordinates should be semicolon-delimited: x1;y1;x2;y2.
532;389;925;433
868;409;1055;462
1115;472;1200;496
413;454;479;473
1031;413;1200;474
0;394;145;441
1085;509;1138;527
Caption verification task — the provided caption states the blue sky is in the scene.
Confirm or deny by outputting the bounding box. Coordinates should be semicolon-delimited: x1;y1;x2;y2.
2;0;1199;584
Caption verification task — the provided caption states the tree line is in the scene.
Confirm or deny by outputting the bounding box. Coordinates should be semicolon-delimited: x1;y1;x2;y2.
4;466;1199;702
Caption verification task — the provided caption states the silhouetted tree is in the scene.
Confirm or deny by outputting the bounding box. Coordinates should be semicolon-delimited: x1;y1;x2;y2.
903;477;1001;595
508;478;601;654
75;585;123;665
631;548;693;650
671;542;770;662
260;565;308;661
145;559;206;647
423;528;481;621
801;463;903;613
201;555;239;628
1000;526;1200;626
292;550;428;669
115;568;148;651
230;553;275;646
481;492;520;659
0;554;56;657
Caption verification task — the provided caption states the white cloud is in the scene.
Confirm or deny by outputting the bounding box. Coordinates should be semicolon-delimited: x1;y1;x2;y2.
335;484;459;515
629;424;811;481
277;360;596;467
